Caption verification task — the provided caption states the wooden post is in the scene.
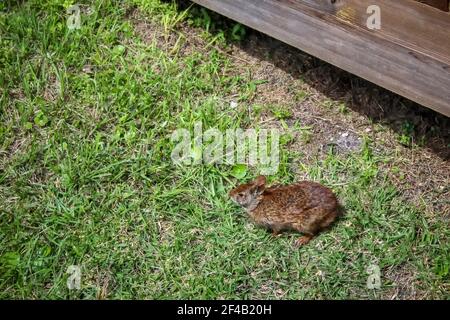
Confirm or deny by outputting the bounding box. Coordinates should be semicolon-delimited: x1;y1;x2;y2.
191;0;450;116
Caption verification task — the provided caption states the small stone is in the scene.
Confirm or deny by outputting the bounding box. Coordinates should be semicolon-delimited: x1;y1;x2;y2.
82;65;93;74
333;131;362;154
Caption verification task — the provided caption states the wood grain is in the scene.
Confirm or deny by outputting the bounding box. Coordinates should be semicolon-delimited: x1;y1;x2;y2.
191;0;450;116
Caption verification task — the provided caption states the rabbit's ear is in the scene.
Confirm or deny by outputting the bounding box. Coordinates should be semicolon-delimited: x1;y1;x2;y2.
254;175;266;187
253;176;266;195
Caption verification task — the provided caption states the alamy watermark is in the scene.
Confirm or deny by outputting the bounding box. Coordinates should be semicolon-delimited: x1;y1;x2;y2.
366;5;381;30
66;5;81;30
366;264;381;289
171;122;280;175
66;265;81;290
66;3;382;31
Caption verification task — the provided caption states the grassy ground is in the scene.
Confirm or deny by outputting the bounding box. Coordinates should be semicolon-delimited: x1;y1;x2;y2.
0;0;449;299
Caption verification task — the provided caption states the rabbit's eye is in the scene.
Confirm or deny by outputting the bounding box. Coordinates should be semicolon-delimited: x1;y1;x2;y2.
238;193;245;197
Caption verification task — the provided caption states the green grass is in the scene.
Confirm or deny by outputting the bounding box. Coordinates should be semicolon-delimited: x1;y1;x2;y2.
0;0;449;299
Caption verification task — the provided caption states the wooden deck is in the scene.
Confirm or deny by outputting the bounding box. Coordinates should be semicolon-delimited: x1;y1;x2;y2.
191;0;450;117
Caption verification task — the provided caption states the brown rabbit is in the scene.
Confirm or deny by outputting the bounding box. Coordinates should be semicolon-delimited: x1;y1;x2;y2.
229;176;340;246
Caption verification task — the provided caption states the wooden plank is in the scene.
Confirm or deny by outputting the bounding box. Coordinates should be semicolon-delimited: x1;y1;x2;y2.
191;0;450;117
418;0;449;11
